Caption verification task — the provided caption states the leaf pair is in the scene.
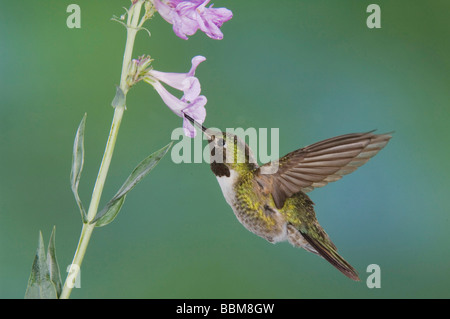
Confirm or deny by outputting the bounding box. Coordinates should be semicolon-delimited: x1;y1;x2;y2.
70;113;172;226
25;227;62;299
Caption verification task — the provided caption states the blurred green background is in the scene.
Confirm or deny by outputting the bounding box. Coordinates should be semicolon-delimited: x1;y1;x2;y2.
1;0;449;299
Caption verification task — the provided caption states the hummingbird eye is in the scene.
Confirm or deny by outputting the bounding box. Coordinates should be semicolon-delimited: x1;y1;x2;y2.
218;138;226;147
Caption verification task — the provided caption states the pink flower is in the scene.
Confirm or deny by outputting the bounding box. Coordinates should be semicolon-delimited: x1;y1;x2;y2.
153;0;233;40
145;56;207;137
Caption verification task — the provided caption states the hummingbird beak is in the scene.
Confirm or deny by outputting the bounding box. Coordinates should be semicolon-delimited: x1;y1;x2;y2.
184;114;213;140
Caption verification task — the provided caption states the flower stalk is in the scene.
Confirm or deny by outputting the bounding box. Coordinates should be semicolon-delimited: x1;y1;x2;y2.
29;0;234;299
59;0;145;299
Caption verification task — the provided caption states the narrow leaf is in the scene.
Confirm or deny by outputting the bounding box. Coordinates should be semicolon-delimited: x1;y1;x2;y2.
112;141;173;200
95;195;126;227
25;231;58;299
47;226;62;297
70;113;87;222
91;141;173;226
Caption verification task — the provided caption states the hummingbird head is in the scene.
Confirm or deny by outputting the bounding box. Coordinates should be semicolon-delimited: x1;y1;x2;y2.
184;115;257;177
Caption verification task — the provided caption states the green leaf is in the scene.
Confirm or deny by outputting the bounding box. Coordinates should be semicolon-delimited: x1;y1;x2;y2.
70;113;87;222
95;195;126;227
25;231;58;299
111;141;173;200
47;226;62;297
91;141;173;226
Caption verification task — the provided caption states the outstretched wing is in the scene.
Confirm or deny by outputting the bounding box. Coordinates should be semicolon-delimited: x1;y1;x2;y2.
257;131;391;209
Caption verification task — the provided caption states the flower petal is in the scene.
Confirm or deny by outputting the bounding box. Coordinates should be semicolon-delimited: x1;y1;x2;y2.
198;6;233;40
147;78;207;138
181;77;200;102
188;56;207;76
155;0;232;40
149;80;186;117
148;69;186;91
152;0;173;24
182;118;197;138
171;11;196;39
184;96;207;121
182;95;207;137
148;56;206;92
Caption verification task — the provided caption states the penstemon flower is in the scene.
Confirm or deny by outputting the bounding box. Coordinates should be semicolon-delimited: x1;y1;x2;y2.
153;0;233;40
144;56;207;137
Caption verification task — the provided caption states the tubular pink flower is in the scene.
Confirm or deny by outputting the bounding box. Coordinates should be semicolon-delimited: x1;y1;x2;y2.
144;56;207;137
148;56;206;99
149;80;207;137
153;0;233;40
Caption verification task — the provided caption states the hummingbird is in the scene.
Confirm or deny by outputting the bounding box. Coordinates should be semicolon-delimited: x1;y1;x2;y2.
185;115;391;281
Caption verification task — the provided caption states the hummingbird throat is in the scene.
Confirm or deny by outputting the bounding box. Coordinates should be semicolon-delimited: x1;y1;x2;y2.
210;162;230;177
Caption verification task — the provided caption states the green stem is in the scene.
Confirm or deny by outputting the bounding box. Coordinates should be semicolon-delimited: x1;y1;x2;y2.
59;1;144;299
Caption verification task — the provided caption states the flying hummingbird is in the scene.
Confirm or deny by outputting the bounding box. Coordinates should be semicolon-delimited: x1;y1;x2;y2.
185;115;391;281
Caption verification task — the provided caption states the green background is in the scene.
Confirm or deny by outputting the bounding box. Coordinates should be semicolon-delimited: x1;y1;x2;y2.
1;0;449;298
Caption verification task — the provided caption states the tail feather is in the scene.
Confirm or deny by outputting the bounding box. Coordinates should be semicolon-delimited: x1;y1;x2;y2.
301;231;360;281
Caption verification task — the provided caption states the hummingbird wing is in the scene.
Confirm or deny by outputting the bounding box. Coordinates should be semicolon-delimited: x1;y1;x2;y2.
284;193;360;281
257;131;391;209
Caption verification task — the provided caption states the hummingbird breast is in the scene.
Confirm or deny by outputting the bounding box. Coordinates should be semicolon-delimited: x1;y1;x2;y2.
215;167;288;243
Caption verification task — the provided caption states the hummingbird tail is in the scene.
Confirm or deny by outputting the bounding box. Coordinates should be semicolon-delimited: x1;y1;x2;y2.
300;231;360;281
